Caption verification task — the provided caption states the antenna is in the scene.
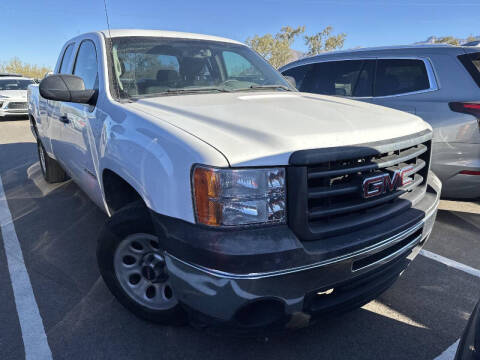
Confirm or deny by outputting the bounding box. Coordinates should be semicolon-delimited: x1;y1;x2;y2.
102;0;122;99
103;0;112;38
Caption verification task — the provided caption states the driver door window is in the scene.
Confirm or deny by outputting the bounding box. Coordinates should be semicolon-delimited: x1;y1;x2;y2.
222;51;261;81
73;40;98;89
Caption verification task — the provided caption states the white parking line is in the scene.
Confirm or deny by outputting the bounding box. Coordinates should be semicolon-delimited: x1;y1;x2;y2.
420;250;480;278
0;175;52;360
420;250;477;359
433;339;460;360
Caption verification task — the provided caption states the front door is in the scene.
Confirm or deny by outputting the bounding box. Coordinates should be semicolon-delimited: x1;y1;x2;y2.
58;39;104;207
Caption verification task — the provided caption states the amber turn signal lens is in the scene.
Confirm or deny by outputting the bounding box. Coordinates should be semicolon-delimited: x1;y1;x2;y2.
193;167;221;226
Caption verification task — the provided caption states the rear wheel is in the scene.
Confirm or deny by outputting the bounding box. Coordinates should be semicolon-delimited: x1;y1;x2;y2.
37;140;69;183
97;203;187;325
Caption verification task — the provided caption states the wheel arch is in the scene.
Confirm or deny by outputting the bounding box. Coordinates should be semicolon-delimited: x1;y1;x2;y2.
102;168;146;214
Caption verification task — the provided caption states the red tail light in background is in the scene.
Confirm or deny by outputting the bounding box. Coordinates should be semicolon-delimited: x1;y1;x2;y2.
459;170;480;176
449;102;480;123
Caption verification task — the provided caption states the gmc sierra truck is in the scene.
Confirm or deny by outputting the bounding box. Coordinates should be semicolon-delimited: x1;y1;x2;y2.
28;29;441;329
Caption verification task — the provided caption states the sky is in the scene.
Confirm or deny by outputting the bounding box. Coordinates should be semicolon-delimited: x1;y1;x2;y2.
1;0;479;68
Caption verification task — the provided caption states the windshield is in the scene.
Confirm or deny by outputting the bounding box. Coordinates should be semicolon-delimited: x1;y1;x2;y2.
109;36;294;99
0;79;34;91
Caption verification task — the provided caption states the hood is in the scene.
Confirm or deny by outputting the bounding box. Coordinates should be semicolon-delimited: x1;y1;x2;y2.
0;90;27;99
127;92;431;166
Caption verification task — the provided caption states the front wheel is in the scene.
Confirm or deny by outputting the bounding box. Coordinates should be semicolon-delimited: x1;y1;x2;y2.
97;203;187;325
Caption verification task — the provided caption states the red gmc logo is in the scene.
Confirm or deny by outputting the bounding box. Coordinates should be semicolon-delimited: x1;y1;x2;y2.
362;166;415;198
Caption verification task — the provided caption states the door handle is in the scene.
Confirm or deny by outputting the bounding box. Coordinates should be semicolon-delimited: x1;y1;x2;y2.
59;115;70;124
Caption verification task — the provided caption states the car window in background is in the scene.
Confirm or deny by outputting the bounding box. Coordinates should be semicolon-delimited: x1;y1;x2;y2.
458;52;480;88
297;60;375;97
353;60;375;97
282;64;314;91
375;59;429;96
58;44;75;74
0;79;35;90
73;40;98;90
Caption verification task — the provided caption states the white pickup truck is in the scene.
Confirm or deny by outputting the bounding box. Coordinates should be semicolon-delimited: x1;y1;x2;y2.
28;29;441;330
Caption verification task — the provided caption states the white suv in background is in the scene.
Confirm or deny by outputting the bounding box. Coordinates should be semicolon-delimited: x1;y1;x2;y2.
0;74;34;118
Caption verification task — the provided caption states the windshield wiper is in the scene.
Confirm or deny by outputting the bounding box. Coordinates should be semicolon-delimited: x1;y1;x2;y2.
130;87;231;99
165;87;231;94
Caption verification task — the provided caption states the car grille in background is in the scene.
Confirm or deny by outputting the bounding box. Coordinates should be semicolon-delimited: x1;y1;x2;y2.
6;102;28;110
288;135;431;241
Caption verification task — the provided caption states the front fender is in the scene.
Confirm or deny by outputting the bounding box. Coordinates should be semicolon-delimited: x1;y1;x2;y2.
99;107;229;223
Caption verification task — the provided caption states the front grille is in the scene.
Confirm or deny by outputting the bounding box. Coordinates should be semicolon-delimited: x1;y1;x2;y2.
6;102;27;110
288;131;432;241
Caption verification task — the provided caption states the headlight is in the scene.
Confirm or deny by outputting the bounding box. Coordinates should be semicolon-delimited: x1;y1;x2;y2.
192;165;286;226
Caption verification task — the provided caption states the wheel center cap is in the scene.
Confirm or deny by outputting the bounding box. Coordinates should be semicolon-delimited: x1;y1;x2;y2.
142;265;156;280
140;252;166;282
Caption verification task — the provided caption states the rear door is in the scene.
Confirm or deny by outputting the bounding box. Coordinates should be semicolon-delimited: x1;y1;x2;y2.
370;58;436;114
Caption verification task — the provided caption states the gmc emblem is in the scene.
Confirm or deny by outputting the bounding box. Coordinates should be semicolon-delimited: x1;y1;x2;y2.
362;166;415;198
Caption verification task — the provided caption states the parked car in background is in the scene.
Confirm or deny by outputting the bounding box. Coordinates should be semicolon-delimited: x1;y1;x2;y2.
28;29;440;329
280;45;480;199
464;40;480;47
455;299;480;360
0;74;35;118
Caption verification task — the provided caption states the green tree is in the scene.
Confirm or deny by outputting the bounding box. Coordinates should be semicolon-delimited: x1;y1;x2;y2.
246;25;347;68
0;57;52;80
304;26;347;56
433;36;460;45
466;35;477;43
246;26;305;69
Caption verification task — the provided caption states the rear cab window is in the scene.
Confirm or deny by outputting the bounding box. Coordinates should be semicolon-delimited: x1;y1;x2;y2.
458;52;480;88
374;59;430;96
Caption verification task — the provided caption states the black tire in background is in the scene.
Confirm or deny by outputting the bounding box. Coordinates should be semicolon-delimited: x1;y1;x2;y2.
36;140;69;183
97;202;188;325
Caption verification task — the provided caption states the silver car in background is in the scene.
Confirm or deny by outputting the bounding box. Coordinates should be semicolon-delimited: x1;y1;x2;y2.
280;45;480;199
0;74;34;118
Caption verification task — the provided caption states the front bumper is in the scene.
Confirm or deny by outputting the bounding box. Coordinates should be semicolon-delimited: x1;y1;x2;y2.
0;108;29;116
154;172;441;329
0;99;29;117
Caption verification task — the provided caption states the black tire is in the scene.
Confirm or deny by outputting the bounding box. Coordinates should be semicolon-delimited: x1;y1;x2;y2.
97;202;188;325
37;140;69;183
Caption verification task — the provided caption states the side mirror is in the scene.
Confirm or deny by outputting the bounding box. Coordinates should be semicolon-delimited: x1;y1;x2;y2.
283;75;297;89
39;74;97;105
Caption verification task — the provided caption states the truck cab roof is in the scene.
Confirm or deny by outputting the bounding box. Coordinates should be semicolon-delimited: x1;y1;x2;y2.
98;29;244;45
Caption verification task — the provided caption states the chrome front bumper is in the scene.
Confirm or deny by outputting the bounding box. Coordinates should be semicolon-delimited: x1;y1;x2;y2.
164;173;441;328
0;109;29;116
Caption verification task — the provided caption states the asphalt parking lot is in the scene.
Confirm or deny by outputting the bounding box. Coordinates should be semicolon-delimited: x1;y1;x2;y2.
0;118;479;360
